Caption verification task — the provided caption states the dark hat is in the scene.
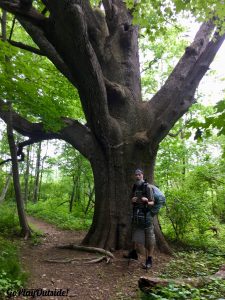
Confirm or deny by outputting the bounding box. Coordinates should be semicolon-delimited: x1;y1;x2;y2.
135;168;143;174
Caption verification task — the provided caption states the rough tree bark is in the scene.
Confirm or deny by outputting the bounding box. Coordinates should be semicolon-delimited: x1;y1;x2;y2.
0;0;225;251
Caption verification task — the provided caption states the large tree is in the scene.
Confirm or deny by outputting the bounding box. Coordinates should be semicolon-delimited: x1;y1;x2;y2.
0;0;225;250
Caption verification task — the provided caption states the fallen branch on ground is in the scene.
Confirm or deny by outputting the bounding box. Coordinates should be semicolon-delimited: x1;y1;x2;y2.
139;264;225;293
56;244;114;259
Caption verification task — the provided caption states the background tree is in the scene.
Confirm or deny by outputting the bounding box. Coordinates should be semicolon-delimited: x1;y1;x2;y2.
6;104;31;238
0;0;225;250
32;141;41;203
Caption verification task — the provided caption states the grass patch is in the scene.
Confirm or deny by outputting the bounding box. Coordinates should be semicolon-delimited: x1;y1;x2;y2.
161;251;225;278
0;203;27;298
0;237;27;298
0;203;20;237
140;279;225;300
26;199;92;230
140;250;225;299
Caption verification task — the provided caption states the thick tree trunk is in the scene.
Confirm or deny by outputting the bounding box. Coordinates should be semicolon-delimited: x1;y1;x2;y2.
82;146;171;252
6;104;31;238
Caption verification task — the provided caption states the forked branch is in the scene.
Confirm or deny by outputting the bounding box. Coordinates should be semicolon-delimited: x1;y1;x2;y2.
0;100;95;159
148;21;225;144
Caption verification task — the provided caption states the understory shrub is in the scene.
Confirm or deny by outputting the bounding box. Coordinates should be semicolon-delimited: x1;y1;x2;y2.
26;198;92;230
140;250;225;299
0;237;26;297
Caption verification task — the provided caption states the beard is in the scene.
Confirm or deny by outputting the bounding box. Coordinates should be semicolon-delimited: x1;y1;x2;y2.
135;178;144;186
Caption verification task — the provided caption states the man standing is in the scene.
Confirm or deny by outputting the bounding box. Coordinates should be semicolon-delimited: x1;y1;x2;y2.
125;169;155;269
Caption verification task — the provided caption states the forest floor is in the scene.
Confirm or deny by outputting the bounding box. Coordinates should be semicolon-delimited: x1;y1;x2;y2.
14;216;171;300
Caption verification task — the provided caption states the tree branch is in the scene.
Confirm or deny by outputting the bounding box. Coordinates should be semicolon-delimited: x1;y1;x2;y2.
102;0;130;33
168;114;192;137
102;0;142;101
0;0;46;26
39;1;118;143
8;39;45;55
1;0;124;146
0;158;13;166
141;58;159;74
102;0;112;22
0;100;95;159
0;1;76;86
148;21;225;143
16;18;76;86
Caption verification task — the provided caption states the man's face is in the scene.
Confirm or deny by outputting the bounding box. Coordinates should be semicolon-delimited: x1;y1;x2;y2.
135;172;143;181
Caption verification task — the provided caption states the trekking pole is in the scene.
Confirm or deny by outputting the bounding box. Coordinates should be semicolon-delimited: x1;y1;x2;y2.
144;203;148;273
128;205;135;266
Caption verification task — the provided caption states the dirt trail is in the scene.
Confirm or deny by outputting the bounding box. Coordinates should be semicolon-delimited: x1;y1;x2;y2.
16;216;171;300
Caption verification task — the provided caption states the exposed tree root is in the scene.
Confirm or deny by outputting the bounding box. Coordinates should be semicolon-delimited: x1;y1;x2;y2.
45;256;108;264
56;244;114;259
45;257;93;263
139;264;225;293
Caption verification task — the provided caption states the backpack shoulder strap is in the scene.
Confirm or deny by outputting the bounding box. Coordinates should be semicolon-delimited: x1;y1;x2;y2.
132;184;136;193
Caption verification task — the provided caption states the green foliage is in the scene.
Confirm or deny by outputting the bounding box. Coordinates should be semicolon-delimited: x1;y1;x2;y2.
90;0;101;6
0;203;20;237
140;25;187;98
0;238;26;297
38;142;94;216
129;0;178;41
140;250;225;299
26;198;92;230
0;240;26;297
187;97;225;148
0;29;84;132
205;98;225;136
140;279;225;300
125;0;225;40
159;163;225;250
155;103;225;249
162;251;225;278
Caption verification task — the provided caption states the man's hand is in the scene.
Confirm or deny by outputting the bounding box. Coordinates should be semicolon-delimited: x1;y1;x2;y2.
141;197;154;206
132;197;138;203
141;197;148;204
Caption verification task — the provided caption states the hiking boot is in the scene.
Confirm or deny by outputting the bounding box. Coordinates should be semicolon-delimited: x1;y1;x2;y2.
123;249;138;260
142;256;152;269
